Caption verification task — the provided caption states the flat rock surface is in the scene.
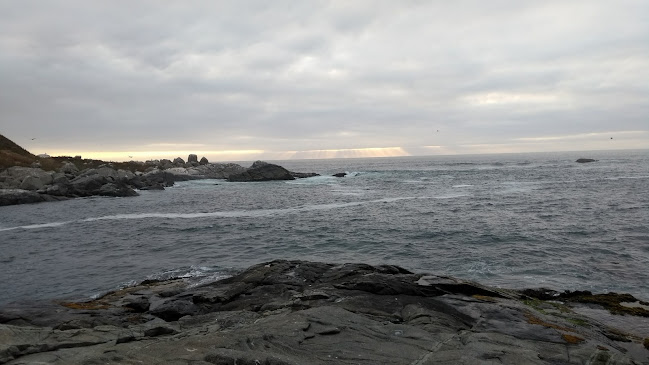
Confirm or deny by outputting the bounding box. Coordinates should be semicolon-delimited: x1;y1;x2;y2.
1;260;647;364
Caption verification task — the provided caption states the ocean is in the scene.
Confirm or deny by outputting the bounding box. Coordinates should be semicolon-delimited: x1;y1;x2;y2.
1;150;648;306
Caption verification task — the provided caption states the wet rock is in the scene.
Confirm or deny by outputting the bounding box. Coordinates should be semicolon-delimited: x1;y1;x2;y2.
0;189;64;206
576;158;597;163
290;172;319;178
333;172;347;177
2;263;648;364
98;183;138;197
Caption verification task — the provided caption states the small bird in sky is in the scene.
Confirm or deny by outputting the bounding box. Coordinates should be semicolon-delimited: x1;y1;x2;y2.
31;138;36;140
128;155;133;159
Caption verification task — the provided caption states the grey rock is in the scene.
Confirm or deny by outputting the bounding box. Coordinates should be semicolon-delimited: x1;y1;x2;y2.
70;174;109;196
173;157;185;166
0;167;53;189
96;166;119;180
0;189;65;206
43;184;71;196
191;163;247;179
58;161;79;175
187;154;198;163
19;175;46;190
159;159;173;169
2;260;647;364
227;161;295;182
333;172;347;177
199;157;209;165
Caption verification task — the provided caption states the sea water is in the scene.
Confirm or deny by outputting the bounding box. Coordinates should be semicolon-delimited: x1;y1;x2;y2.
1;150;648;306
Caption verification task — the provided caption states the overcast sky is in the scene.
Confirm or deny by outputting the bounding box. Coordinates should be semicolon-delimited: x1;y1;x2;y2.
1;1;647;161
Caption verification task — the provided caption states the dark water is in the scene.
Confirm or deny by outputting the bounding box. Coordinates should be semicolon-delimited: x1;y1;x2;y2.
1;150;648;306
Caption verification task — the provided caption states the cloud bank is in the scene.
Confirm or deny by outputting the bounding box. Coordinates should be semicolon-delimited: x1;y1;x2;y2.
1;1;647;161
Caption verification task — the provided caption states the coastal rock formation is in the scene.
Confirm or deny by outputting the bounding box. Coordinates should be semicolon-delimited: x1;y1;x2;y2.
333;172;347;177
1;138;318;205
0;260;647;364
227;161;295;182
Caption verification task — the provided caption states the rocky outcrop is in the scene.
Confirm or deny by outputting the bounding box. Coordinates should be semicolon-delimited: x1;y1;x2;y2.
333;172;347;177
1;160;318;205
0;189;67;206
199;156;209;165
576;158;597;163
0;167;54;190
227;161;295;182
187;154;198;163
0;260;647;364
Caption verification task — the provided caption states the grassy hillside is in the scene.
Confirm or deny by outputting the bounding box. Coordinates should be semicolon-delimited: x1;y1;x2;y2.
0;134;38;169
0;134;149;172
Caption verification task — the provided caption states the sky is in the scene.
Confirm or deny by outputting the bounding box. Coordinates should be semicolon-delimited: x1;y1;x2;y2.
1;1;647;162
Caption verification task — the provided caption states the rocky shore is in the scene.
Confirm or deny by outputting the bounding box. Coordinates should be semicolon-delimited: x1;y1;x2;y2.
0;158;318;206
1;260;647;364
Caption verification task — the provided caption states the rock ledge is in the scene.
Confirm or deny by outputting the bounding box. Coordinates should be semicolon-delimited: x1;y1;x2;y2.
1;260;647;364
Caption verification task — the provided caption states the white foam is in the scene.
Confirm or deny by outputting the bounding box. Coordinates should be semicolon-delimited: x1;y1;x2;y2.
0;221;71;232
452;184;473;188
285;176;336;185
0;194;468;231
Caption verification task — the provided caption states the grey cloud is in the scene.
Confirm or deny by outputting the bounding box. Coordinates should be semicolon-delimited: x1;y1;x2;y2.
1;1;647;158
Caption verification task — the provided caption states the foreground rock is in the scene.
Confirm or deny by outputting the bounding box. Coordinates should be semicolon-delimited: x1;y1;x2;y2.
1;260;647;364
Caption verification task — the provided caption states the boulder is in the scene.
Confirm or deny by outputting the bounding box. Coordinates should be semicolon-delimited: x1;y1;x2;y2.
0;167;53;189
19;175;46;191
199;157;209;165
96;166;120;181
333;172;347;177
227;161;295;182
187;154;198;163
58;161;79;176
173;157;185;166
159;159;173;169
70;173;112;196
